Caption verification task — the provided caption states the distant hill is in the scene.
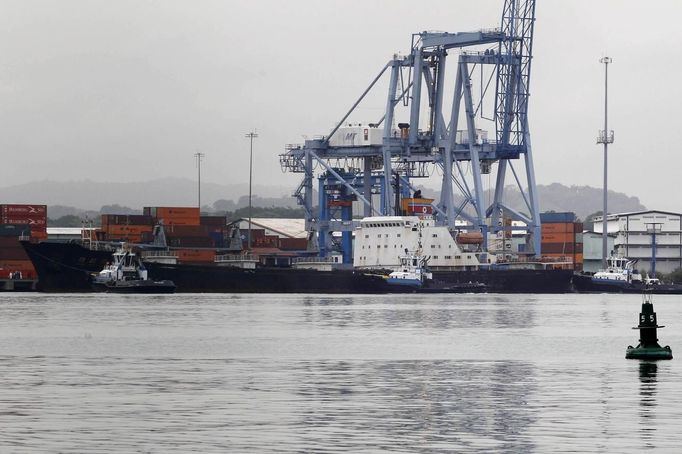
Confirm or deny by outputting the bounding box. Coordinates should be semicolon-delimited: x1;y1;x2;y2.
0;179;645;221
0;178;297;213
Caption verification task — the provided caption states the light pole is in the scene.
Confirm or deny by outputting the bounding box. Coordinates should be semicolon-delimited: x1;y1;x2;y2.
245;131;258;251
194;152;205;209
597;56;614;269
646;222;662;277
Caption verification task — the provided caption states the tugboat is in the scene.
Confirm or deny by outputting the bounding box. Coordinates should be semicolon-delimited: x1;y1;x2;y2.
385;249;486;293
386;250;432;288
573;256;682;294
92;246;176;294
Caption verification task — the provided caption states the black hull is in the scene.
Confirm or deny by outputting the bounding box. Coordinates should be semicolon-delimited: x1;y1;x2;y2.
22;241;573;294
573;273;682;294
431;268;573;293
92;280;177;294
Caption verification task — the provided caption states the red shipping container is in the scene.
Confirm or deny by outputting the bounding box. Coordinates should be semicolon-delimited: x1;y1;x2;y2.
0;204;47;215
279;238;308;250
1;217;47;228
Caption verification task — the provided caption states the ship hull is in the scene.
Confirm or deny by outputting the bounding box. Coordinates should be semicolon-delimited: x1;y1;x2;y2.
431;268;573;293
573;273;682;294
22;241;573;294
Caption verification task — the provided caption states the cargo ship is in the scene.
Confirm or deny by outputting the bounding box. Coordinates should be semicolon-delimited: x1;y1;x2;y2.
20;205;574;293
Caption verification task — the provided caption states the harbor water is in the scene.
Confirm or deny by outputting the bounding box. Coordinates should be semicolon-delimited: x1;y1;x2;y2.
1;293;682;452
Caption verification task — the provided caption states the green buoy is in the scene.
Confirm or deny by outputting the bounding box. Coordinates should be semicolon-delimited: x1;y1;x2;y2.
626;292;673;360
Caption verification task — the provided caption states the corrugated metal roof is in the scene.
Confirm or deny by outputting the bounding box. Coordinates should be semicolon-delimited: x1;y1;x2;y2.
46;227;92;235
238;218;307;239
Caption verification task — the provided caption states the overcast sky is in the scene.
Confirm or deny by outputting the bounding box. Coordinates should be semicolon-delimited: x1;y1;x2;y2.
1;1;680;210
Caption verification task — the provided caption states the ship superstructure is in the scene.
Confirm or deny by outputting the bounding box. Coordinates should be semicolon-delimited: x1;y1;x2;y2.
353;216;485;270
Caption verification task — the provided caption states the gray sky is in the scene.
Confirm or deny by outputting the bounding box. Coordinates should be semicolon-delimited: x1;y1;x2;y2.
1;1;680;210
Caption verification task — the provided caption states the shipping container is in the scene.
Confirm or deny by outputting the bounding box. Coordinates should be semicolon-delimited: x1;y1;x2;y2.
31;230;49;240
163;217;201;226
166;236;214;248
101;214;154;226
0;224;31;237
541;223;575;234
154;207;200;218
103;224;153;236
0;204;47;215
540;212;576;223
542;243;577;254
163;225;215;236
541;232;575;243
0;259;36;279
200;216;227;227
0;216;47;228
279;237;308;250
176;249;215;263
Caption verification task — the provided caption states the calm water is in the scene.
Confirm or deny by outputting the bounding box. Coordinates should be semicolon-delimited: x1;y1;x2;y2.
1;292;682;453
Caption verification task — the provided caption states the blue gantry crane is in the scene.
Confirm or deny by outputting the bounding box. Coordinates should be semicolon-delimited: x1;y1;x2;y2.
280;0;539;263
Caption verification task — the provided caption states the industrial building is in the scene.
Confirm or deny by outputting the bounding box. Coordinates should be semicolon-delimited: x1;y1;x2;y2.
593;210;682;275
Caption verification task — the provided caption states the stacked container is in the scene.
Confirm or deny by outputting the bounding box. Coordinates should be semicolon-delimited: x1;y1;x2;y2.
100;214;154;243
143;207;200;226
0;204;45;279
0;204;47;240
540;212;583;270
101;208;230;263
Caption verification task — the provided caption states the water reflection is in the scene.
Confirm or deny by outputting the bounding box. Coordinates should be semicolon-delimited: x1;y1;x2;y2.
300;297;536;331
638;361;658;447
292;360;536;452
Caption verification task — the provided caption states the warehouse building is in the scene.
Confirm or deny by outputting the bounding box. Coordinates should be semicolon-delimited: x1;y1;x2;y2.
593;210;682;275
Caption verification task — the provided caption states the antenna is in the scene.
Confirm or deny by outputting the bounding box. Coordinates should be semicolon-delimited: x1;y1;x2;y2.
194;152;205;209
597;56;614;269
245;131;259;251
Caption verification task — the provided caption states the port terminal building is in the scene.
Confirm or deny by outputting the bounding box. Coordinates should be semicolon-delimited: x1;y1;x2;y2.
592;210;682;275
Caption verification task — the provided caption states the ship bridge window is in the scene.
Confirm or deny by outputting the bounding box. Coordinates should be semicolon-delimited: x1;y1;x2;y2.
432;234;438;238
444;255;451;259
397;234;401;237
364;235;369;238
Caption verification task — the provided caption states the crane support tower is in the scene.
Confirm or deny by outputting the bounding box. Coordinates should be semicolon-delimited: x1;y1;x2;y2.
280;0;540;262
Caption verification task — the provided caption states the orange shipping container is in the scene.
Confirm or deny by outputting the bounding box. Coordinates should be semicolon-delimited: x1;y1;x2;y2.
541;223;574;234
164;217;201;226
176;249;215;262
155;207;200;218
574;253;584;264
104;225;153;236
541;232;575;243
31;230;48;240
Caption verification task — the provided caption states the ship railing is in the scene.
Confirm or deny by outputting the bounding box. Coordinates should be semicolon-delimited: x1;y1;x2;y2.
292;256;337;264
141;250;178;258
18;234;31;242
215;254;257;262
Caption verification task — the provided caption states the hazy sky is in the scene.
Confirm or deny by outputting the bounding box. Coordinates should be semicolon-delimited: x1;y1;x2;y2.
1;1;680;210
